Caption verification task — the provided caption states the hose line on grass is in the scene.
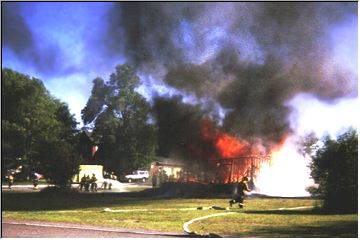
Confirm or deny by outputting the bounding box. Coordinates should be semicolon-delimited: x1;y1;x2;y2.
102;205;313;237
183;205;314;237
103;205;228;212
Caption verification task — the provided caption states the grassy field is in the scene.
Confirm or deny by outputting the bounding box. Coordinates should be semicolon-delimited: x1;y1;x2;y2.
2;191;357;237
192;208;357;237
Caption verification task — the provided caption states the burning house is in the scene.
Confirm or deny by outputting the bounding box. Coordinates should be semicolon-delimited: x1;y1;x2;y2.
152;103;274;188
150;160;184;181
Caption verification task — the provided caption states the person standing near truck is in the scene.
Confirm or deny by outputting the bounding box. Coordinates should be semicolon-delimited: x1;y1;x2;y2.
79;174;86;191
90;173;97;192
85;175;90;191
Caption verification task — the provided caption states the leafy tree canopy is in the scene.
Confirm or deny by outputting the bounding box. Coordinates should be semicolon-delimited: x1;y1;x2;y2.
308;128;357;213
81;64;157;175
2;68;80;187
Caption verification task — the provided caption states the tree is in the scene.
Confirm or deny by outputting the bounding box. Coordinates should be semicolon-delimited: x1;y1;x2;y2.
2;68;80;187
309;129;357;212
35;102;81;188
75;130;95;163
81;64;157;175
36;139;80;188
297;132;319;157
2;68;49;177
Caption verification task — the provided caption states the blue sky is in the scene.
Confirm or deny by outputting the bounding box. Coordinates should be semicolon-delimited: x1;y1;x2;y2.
3;2;123;123
2;2;358;138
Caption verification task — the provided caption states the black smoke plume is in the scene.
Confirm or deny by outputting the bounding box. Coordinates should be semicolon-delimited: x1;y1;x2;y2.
109;3;357;153
106;2;209;71
152;95;206;161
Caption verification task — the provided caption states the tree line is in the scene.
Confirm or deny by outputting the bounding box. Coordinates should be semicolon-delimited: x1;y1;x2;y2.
2;65;157;187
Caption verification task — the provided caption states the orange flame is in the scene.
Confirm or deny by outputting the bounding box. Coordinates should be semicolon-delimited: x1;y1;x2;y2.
199;118;282;184
201;118;252;158
215;133;250;158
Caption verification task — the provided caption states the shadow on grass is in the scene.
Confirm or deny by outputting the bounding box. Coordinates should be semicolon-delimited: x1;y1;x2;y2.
245;209;357;216
226;221;358;238
2;191;163;211
2;189;228;211
2;184;234;212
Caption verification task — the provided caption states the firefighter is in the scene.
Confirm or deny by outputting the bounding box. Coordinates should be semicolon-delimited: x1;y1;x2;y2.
152;172;157;188
85;175;90;191
33;173;39;188
169;174;175;182
79;174;86;191
7;174;14;189
101;180;108;190
178;170;184;182
161;169;168;184
90;173;97;192
229;176;250;208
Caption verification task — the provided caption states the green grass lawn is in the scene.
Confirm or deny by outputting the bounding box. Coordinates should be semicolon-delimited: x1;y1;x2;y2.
2;191;357;237
192;208;357;237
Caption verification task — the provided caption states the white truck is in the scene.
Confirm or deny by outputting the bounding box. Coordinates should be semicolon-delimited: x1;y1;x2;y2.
125;170;149;183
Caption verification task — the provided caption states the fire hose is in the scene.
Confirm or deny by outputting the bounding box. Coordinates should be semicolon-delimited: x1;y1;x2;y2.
183;211;235;237
103;205;313;237
103;205;228;212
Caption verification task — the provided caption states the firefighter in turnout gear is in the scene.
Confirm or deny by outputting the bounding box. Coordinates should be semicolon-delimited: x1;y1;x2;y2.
79;174;86;191
229;176;250;208
85;175;91;191
7;174;14;189
90;173;98;192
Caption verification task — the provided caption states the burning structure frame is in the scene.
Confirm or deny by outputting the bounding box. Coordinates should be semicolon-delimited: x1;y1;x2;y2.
209;155;270;185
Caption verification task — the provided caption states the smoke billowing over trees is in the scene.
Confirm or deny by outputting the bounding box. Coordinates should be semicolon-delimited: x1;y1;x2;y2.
102;2;357;155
